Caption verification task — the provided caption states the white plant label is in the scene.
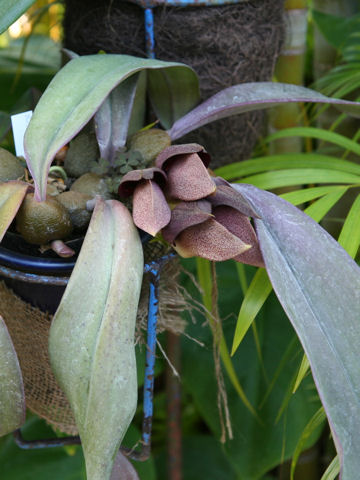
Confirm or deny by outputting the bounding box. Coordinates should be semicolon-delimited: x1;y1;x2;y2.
11;110;33;157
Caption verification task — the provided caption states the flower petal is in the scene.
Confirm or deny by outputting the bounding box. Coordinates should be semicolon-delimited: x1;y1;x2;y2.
174;218;251;261
213;205;264;267
165;153;216;201
155;143;210;170
118;167;167;197
162;200;212;244
208;184;260;218
133;180;171;236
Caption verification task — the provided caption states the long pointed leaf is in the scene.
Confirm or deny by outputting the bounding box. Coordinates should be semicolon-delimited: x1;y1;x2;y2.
94;74;139;162
338;193;360;259
0;181;28;242
49;199;143;480
0;316;25;436
0;0;36;34
168;83;360;140
233;183;360;480
24;54;199;200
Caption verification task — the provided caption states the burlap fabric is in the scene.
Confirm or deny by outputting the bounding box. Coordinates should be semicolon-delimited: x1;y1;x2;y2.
63;0;285;167
0;257;186;435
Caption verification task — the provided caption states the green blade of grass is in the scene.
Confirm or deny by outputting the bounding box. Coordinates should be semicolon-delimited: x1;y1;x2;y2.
337;193;360;259
215;153;360;181
304;188;348;221
292;354;310;394
196;258;259;419
265;126;360;156
320;456;340;480
231;268;272;356
238;169;360;190
290;407;327;480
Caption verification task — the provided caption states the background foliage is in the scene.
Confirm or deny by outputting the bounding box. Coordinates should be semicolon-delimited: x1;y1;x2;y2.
0;1;360;479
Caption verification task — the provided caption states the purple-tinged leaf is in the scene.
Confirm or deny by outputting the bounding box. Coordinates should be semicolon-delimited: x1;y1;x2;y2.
168;82;360;140
162;200;212;244
24;54;199;201
110;451;139;480
133;180;171;236
213;206;264;268
0;181;28;241
156;143;210;170
49;198;143;480
118;167;167;197
208;184;260;218
0;315;25;436
233;183;360;480
174;218;251;261
165;153;216;201
95;75;139;163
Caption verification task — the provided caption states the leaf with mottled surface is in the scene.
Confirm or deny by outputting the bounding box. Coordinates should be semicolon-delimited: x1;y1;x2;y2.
0;316;25;436
0;181;28;241
49;198;143;480
233;183;360;480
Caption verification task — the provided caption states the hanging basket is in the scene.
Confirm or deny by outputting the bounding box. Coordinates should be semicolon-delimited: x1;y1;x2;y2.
63;0;285;167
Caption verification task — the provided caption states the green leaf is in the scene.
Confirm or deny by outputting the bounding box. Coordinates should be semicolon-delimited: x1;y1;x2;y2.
231;268;272;355
195;258;258;418
337;193;360;259
303;188;348;222
215;152;360;181
0;0;36;34
292;354;310;394
238;169;360;190
280;186;347;206
0;181;28;242
24;54;199;200
49;199;143;480
181;260;322;479
321;456;340;480
265;127;360;156
290;407;327;480
233;184;360;480
0;316;25;436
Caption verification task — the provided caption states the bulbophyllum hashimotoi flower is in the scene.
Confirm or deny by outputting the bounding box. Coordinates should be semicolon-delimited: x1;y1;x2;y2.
118;143;264;267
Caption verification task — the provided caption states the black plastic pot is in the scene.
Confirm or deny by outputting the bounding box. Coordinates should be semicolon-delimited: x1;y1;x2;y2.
0;233;80;314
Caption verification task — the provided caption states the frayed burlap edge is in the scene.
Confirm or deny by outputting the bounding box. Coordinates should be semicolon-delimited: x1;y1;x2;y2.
0;257;189;435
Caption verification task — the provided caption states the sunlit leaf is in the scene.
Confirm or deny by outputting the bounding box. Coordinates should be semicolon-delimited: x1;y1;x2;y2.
280;185;348;206
168;83;360;140
0;316;25;436
0;181;28;242
24;54;199;200
0;0;36;34
233;183;360;480
49;198;143;480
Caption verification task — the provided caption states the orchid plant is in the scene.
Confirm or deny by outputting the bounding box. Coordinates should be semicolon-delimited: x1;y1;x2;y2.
0;53;360;480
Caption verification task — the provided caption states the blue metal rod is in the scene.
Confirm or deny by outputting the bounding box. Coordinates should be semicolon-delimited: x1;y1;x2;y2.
144;8;155;59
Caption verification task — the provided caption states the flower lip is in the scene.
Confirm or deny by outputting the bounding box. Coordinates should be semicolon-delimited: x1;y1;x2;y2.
155;143;211;171
118;167;167;198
